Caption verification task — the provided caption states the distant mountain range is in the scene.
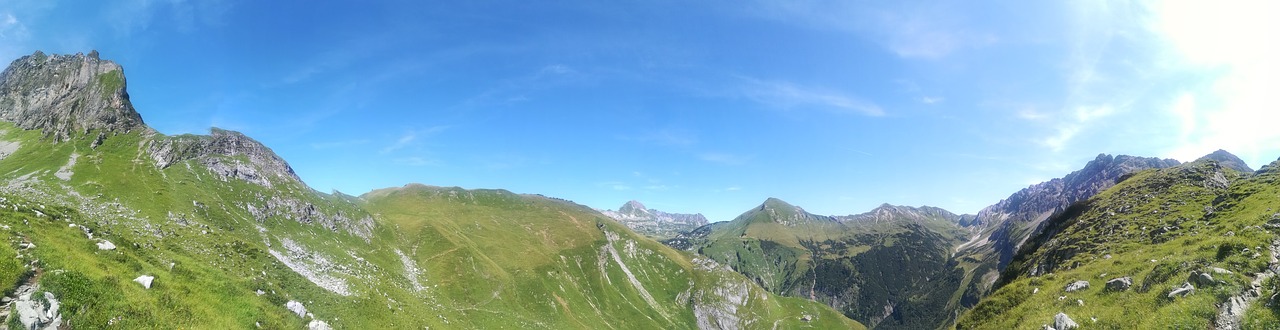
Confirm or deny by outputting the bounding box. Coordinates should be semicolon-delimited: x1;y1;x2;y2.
598;201;708;239
611;152;1261;329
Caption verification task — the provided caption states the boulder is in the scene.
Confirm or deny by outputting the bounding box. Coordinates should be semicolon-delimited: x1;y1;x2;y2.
308;320;332;330
1064;280;1090;292
1105;276;1133;291
1054;312;1079;330
286;300;308;318
1168;282;1195;298
134;275;154;289
1190;271;1217;287
96;240;116;250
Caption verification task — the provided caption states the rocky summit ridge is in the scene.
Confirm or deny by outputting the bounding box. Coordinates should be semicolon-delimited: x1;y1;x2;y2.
600;200;709;239
0;51;144;142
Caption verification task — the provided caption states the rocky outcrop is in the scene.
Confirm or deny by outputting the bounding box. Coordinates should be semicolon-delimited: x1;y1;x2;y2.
286;300;308;318
0;51;144;141
1168;282;1194;298
1063;280;1089;292
11;288;62;330
1053;312;1078;330
973;154;1181;263
1195;149;1253;174
1105;277;1132;291
954;154;1179;308
147;128;301;187
244;194;375;240
601;200;710;239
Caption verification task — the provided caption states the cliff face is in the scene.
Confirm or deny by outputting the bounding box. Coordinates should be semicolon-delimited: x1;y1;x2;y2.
147;128;302;188
0;51;144;141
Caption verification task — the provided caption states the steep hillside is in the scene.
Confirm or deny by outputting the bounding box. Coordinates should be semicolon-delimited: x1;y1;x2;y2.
600;201;709;240
958;156;1280;328
0;51;863;329
362;185;861;329
681;198;973;329
951;154;1181;309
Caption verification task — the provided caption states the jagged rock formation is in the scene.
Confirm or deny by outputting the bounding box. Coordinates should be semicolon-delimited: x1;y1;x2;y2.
147;128;301;187
1195;149;1253;174
953;154;1180;308
0;51;144;141
600;200;709;239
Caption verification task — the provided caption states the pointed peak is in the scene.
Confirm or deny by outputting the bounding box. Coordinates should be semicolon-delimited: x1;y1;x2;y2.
762;197;797;209
622;200;647;210
1194;149;1253;173
617;200;650;215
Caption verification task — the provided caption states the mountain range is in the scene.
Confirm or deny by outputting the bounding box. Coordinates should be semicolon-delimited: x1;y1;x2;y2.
599;201;709;240
0;51;862;329
618;152;1270;329
4;51;1280;329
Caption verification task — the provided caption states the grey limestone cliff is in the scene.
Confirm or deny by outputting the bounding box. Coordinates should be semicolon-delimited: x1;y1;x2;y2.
146;128;302;188
0;51;144;141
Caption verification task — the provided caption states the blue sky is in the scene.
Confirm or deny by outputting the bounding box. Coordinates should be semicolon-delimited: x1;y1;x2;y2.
2;1;1277;221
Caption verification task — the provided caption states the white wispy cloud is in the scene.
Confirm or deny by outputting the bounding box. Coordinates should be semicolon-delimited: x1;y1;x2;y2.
380;126;448;154
106;0;234;36
739;77;885;116
0;11;33;62
465;63;585;106
737;1;994;59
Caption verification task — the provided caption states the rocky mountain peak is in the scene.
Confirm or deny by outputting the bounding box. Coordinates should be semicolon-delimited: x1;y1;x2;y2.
0;51;145;141
1194;149;1253;173
600;200;708;239
146;127;301;188
841;203;963;225
618;200;650;215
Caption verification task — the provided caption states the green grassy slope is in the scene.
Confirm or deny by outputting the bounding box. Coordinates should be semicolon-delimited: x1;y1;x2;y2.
0;122;862;329
958;159;1280;329
361;184;865;329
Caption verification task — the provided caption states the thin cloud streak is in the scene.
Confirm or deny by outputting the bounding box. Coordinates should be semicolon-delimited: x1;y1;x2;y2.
739;77;885;116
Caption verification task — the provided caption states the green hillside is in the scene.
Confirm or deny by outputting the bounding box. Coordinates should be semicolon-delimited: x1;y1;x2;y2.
0;52;862;329
681;199;973;329
958;158;1280;329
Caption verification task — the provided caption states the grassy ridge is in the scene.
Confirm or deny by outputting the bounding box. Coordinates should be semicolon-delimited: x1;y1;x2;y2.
0;122;862;329
958;160;1280;328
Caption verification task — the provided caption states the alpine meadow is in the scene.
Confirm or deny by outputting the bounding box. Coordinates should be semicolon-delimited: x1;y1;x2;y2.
1;1;1279;329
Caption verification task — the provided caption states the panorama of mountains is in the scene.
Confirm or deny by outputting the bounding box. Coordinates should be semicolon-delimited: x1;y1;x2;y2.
1;51;1278;329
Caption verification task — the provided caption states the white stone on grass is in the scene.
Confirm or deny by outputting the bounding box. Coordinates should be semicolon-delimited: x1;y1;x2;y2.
134;275;155;289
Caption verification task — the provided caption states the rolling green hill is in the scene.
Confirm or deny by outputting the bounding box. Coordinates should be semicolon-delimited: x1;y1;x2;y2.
0;51;863;329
